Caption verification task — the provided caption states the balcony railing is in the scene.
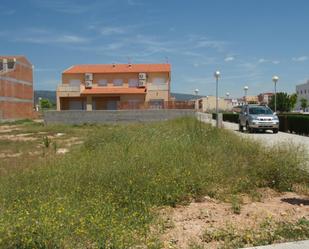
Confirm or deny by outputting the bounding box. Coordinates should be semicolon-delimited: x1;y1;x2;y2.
57;85;81;92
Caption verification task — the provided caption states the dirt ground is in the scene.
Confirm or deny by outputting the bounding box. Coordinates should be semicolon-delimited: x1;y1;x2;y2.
159;189;309;249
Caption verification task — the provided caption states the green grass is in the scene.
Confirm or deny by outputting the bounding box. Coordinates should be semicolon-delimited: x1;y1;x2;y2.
0;117;308;248
201;218;309;249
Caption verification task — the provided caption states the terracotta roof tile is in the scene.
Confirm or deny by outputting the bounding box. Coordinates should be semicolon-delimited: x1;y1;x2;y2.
63;63;171;74
81;87;147;95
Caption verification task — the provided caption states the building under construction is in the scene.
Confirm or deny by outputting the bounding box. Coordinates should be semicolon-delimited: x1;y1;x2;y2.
0;55;34;120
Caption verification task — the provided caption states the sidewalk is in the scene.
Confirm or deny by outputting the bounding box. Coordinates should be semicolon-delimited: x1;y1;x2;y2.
243;240;309;249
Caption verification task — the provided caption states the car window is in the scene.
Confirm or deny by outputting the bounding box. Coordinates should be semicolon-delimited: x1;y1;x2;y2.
249;106;273;115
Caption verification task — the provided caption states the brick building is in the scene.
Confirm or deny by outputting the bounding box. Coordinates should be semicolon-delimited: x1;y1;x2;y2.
56;63;171;110
0;56;34;120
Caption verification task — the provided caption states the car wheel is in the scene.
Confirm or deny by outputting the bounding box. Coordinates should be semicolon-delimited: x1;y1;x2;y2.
273;129;278;134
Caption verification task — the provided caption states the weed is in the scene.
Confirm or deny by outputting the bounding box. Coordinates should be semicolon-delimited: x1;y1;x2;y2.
0;118;308;248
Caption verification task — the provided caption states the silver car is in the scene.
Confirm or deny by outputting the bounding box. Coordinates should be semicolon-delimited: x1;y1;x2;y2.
239;105;279;133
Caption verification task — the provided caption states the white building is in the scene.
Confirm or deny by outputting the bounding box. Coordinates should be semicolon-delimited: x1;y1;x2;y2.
296;80;309;111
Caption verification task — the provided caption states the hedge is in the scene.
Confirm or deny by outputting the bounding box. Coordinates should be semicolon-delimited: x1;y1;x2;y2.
278;115;309;135
211;112;309;136
212;113;239;123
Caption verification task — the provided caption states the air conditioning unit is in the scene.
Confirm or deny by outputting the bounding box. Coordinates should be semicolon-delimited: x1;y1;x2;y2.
139;73;147;80
85;80;93;89
85;73;93;81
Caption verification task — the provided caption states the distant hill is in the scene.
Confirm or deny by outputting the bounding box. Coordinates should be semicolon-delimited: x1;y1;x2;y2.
171;92;204;101
34;91;56;104
33;90;202;104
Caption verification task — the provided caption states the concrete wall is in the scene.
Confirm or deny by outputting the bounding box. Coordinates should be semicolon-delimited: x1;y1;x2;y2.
44;109;195;125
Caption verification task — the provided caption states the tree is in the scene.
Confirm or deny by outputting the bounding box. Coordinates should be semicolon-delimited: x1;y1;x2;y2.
289;93;298;110
40;98;52;109
300;98;308;112
268;92;293;112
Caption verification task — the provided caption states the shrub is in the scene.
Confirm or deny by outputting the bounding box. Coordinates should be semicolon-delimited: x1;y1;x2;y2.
279;114;309;135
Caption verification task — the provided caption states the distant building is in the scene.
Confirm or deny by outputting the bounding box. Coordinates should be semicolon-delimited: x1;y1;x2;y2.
245;95;259;104
56;63;171;110
196;96;233;112
0;56;34;120
296;80;309;111
258;92;273;105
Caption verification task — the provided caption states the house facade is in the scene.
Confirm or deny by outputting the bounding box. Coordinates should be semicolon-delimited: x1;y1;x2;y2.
258;92;273;105
296;80;309;111
56;63;171;111
0;56;34;120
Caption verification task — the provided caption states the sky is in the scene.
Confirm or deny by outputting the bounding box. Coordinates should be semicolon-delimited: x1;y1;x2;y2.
1;0;309;97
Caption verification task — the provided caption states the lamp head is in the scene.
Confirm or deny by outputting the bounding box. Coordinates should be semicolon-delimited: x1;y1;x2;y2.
214;70;221;79
244;86;249;91
272;75;279;83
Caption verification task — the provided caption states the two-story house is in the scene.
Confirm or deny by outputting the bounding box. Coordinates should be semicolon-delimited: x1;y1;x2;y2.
56;63;171;111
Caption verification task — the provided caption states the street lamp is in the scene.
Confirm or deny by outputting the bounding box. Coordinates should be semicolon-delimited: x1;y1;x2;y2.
272;75;279;113
244;86;248;105
194;88;199;96
214;70;221;127
226;92;230;99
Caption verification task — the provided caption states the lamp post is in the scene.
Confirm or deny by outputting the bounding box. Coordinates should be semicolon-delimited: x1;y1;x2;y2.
194;88;199;96
226;92;230;99
244;86;248;105
272;75;279;113
214;70;221;127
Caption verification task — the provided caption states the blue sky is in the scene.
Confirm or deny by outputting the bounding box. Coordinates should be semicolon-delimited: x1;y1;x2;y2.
1;0;309;97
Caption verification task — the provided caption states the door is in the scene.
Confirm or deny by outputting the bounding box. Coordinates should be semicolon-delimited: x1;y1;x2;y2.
107;100;118;110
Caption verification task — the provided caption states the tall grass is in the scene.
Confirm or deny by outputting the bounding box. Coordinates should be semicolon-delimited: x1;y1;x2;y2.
0;118;308;248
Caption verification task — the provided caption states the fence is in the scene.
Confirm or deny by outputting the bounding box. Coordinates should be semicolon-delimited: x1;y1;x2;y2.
44;109;196;125
117;101;195;110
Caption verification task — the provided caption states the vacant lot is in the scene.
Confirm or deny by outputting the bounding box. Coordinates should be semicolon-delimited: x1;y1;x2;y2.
0;118;308;249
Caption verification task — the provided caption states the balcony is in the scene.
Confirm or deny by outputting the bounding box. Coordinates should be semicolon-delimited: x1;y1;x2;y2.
147;84;169;91
57;84;82;97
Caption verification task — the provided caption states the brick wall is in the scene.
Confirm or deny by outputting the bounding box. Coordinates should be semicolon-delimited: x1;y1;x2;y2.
0;56;34;120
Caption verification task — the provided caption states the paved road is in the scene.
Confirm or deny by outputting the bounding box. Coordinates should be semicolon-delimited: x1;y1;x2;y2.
221;121;309;151
243;240;309;249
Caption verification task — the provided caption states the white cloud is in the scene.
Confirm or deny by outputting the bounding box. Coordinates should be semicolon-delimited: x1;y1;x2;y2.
272;60;280;65
224;56;235;62
258;58;267;63
21;34;89;44
292;56;308;62
99;27;126;35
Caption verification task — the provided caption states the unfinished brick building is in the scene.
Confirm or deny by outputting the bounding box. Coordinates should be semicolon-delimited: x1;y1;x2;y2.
0;56;34;120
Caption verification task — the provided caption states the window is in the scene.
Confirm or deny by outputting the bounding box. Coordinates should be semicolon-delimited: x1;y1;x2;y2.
128;78;138;87
7;61;15;69
249;106;273;115
152;77;166;85
301;90;303;94
98;79;108;86
69;79;81;86
113;79;123;86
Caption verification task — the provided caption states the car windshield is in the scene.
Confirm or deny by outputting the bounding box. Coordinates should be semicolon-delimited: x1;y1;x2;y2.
249;106;273;115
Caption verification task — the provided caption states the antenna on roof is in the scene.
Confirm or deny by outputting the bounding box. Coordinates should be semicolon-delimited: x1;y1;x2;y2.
165;56;169;64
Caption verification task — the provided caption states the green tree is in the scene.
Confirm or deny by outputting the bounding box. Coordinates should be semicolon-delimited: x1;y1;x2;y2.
289;93;298;110
40;98;52;109
300;98;308;112
269;92;292;112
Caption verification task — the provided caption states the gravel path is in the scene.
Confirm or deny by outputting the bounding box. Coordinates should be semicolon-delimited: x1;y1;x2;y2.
220;121;309;151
